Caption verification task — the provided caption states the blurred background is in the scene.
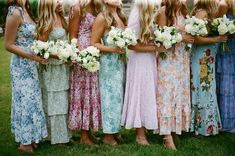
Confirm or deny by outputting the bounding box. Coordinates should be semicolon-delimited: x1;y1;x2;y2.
0;0;194;37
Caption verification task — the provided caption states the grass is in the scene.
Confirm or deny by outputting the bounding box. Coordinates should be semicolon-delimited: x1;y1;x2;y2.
0;37;235;156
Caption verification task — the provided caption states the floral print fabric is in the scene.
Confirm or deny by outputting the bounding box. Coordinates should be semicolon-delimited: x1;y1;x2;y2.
9;6;48;145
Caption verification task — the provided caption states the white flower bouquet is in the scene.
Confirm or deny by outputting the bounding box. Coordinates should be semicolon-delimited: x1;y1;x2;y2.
31;40;50;59
209;15;235;52
153;25;182;59
107;26;137;61
76;46;100;72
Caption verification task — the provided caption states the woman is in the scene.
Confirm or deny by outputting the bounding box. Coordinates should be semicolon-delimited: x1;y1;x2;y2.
4;0;48;153
36;0;71;144
68;0;102;145
216;0;235;133
190;0;227;136
121;0;172;145
155;0;194;150
91;0;126;145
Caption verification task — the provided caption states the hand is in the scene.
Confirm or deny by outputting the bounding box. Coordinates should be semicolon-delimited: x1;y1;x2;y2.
216;35;228;42
34;56;48;65
113;47;125;54
182;34;195;43
55;0;63;14
158;46;174;53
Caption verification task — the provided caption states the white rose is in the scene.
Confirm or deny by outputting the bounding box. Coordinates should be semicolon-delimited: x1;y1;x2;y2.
218;23;228;35
71;38;77;45
44;52;50;59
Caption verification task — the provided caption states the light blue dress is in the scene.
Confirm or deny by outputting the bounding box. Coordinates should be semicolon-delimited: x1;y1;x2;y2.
99;35;125;134
190;43;222;136
40;28;71;144
9;6;48;145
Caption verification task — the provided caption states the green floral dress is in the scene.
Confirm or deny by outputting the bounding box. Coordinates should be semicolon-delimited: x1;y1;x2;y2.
99;35;125;134
190;44;222;136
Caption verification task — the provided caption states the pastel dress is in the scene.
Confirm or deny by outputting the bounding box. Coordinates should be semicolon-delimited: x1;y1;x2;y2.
121;6;158;130
155;16;191;135
99;35;125;134
216;14;235;133
190;41;221;136
8;6;47;145
40;28;71;144
68;13;102;131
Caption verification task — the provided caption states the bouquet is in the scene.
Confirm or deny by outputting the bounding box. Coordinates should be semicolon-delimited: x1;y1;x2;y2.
184;16;208;52
153;25;182;59
76;46;100;72
106;26;137;61
31;40;50;59
56;38;79;63
209;15;235;52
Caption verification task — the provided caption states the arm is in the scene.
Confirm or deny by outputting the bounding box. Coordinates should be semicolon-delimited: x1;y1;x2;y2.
156;7;167;27
91;14;124;54
4;9;47;64
129;42;172;53
68;4;82;49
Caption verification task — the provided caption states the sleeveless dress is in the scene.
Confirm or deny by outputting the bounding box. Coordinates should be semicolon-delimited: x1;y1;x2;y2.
121;6;158;130
40;28;71;144
99;35;125;134
68;13;102;131
155;16;191;135
190;41;222;136
216;14;235;133
8;6;47;145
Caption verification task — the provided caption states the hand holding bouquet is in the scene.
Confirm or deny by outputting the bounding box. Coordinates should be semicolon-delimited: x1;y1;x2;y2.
107;26;137;61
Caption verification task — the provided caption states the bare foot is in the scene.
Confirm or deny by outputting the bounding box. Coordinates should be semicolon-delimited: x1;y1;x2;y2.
163;135;177;150
103;135;117;146
136;136;150;146
18;144;34;153
80;130;95;146
114;133;123;142
32;143;38;149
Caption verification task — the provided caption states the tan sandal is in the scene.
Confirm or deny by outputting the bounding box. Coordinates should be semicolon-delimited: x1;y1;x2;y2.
136;136;150;146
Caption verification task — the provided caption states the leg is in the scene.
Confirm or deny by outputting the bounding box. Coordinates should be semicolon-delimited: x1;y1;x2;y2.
103;134;117;146
136;127;150;145
80;130;94;145
163;134;177;150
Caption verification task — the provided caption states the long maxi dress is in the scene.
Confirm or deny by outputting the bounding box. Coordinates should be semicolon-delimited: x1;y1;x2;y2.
155;16;191;135
40;28;71;144
216;14;235;133
190;38;221;136
68;13;102;131
121;6;158;130
9;6;48;145
99;34;125;134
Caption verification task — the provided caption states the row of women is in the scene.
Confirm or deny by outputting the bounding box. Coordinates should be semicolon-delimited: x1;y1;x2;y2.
4;0;235;153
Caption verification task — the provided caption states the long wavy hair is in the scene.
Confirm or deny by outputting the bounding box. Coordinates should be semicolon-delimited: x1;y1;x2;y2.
5;0;35;22
79;0;102;18
191;0;219;19
136;0;158;44
225;0;234;13
36;0;67;39
164;0;188;26
101;0;127;29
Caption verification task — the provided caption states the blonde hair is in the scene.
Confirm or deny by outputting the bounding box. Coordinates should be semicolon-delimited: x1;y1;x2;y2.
192;0;219;19
225;0;234;12
36;0;67;39
137;0;158;44
102;1;127;29
79;0;102;17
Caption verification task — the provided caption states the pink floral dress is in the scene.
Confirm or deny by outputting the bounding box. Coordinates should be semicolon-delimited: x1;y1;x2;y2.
68;13;102;131
155;17;191;135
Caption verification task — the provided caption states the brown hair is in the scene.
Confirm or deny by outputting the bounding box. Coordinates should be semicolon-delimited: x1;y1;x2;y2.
164;0;188;26
5;0;35;22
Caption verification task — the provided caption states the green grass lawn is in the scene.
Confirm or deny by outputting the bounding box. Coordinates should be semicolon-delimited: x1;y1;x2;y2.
0;37;235;156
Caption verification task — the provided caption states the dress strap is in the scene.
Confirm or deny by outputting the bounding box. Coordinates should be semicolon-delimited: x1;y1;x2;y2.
7;6;24;21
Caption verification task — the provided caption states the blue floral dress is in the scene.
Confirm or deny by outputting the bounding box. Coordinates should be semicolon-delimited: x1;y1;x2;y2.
99;35;125;134
8;6;48;145
39;28;71;144
190;43;222;136
216;14;235;133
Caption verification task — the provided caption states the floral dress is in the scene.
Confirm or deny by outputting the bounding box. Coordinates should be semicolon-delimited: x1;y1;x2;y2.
155;17;191;135
40;28;71;144
68;13;102;131
190;44;222;136
8;6;47;145
216;14;235;132
99;35;125;134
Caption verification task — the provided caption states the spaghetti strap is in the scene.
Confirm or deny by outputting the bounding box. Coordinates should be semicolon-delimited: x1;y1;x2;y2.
7;6;24;21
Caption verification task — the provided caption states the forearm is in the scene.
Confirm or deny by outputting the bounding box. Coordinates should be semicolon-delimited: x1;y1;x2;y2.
128;44;156;52
92;43;116;53
194;36;217;44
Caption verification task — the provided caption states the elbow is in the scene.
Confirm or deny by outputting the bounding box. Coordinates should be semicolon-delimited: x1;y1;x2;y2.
4;42;12;52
